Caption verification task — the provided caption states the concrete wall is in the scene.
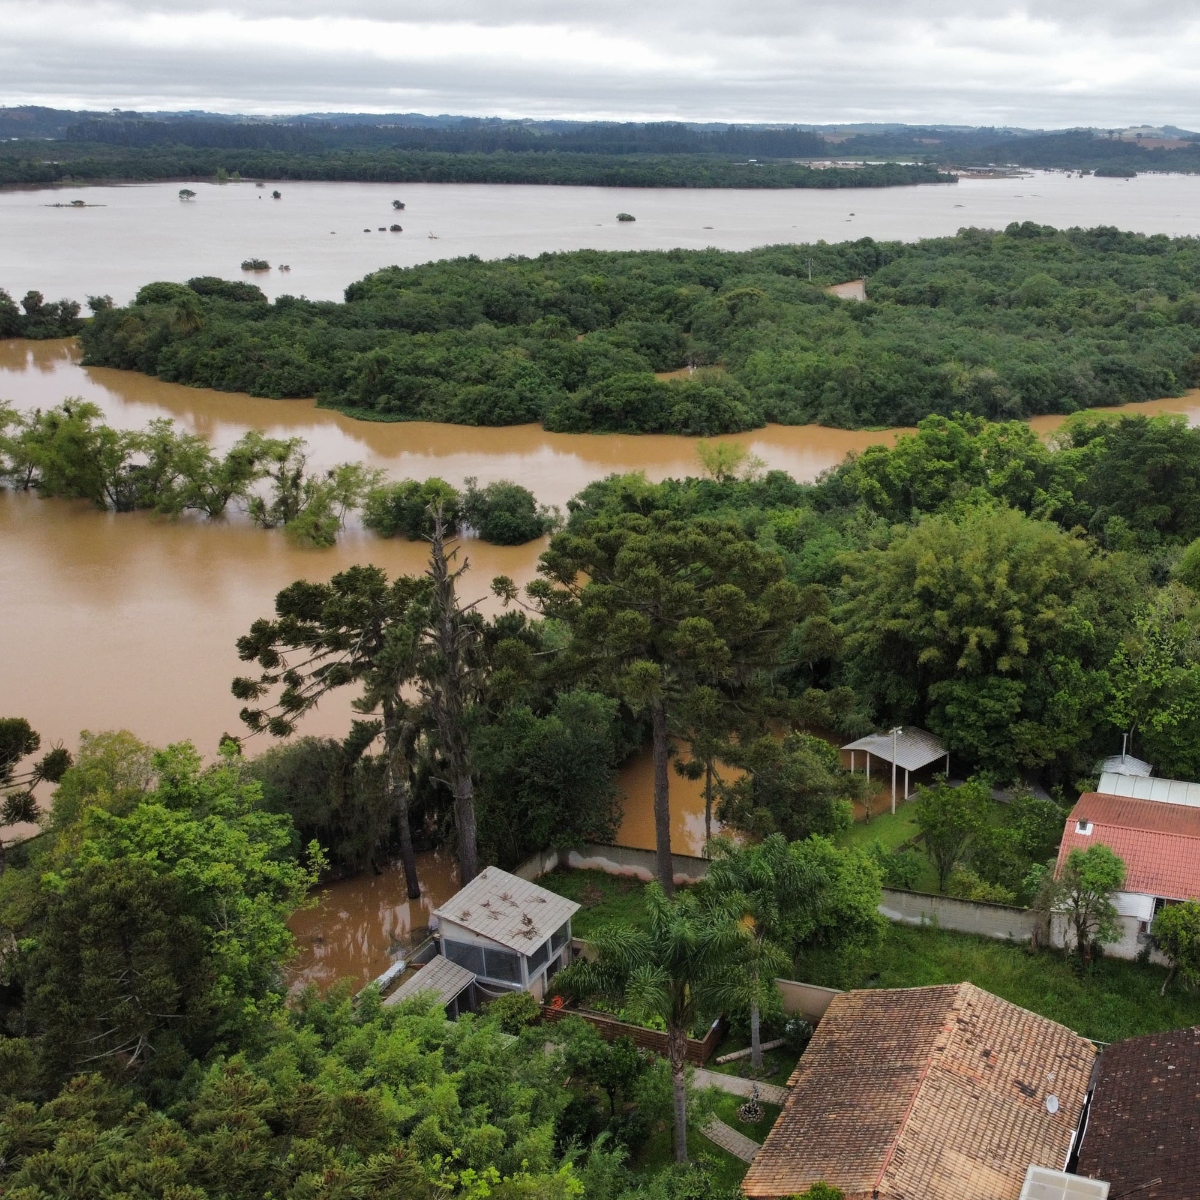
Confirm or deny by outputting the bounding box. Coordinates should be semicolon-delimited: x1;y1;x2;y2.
515;844;1163;962
775;979;842;1023
880;887;1039;943
511;847;564;882
1051;911;1168;965
565;842;712;886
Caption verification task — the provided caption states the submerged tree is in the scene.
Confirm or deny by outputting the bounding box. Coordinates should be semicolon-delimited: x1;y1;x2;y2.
0;718;71;870
417;511;486;883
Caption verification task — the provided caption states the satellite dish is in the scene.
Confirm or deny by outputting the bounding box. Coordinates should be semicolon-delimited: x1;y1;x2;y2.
1045;1094;1059;1114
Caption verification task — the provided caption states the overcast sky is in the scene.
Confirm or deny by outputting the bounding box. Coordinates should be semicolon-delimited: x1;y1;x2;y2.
2;0;1197;127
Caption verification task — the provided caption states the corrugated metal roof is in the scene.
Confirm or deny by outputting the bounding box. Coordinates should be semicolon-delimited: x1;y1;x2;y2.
383;954;475;1009
1097;772;1200;808
1057;793;1200;901
433;866;580;955
1096;755;1153;778
842;726;948;772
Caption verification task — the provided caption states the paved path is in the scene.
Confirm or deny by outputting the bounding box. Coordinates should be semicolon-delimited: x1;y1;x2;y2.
692;1066;789;1106
701;1116;761;1163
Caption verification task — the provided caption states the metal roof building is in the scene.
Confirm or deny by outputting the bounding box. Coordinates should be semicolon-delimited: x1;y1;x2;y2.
432;866;580;1002
843;726;949;811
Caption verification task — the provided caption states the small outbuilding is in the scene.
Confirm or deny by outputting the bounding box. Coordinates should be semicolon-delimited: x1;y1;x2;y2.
383;954;478;1018
843;726;949;811
1075;1025;1200;1200
432;866;579;1002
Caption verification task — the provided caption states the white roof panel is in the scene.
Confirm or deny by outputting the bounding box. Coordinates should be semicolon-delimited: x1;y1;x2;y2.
1098;772;1200;808
1019;1166;1108;1200
433;866;580;954
384;954;476;1008
842;727;947;772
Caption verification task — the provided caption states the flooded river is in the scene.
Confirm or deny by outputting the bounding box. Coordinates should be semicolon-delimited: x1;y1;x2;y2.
6;172;1200;307
8;165;1200;988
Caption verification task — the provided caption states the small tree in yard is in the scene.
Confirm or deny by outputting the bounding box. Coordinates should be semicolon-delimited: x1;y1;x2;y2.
1152;900;1200;995
914;779;990;892
555;883;743;1165
1054;844;1126;966
705;834;804;1071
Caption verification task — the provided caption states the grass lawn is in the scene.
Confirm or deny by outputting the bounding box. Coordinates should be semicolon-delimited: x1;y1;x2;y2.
543;867;1200;1045
804;922;1200;1044
834;800;942;891
632;1092;780;1189
540;868;651;937
708;1032;800;1087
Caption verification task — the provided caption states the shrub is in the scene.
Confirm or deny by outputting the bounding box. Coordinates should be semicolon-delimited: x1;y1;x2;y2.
869;842;924;890
947;868;1018;906
486;990;541;1033
461;477;559;544
362;477;461;539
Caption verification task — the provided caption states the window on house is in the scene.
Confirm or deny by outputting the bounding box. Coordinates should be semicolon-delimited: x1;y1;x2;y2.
482;946;521;983
528;939;549;973
551;922;570;953
1076;820;1093;835
444;940;485;975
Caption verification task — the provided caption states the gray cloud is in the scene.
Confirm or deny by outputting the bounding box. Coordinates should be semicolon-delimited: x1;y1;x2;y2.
1;0;1198;125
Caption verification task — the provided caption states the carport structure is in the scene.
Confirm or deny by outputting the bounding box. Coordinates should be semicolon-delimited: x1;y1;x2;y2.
843;726;948;813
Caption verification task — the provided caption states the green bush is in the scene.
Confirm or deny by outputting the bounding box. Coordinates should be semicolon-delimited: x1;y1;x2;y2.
362;476;461;539
461;477;558;544
486;989;542;1033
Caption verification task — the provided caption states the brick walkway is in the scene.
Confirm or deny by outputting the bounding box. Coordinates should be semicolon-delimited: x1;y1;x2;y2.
701;1116;762;1163
692;1066;789;1106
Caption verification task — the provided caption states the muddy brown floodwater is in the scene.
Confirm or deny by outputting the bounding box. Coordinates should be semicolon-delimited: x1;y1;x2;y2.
287;850;460;993
5;338;1200;989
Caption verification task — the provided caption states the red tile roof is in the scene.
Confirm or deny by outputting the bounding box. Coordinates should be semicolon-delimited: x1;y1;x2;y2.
1076;1025;1200;1200
1056;793;1200;901
741;983;1096;1200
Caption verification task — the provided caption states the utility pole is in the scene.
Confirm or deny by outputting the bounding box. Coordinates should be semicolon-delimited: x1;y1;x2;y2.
891;726;902;815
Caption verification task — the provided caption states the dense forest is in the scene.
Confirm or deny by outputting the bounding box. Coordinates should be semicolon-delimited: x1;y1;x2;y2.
80;225;1200;431
0;142;948;190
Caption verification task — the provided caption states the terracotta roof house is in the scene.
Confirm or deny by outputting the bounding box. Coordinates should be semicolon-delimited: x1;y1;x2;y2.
1055;793;1200;958
741;983;1096;1200
1073;1025;1200;1200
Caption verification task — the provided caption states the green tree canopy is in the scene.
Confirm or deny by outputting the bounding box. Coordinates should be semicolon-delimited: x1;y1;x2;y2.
556;883;743;1164
839;507;1134;775
531;510;801;890
1053;843;1126;965
19;743;314;1086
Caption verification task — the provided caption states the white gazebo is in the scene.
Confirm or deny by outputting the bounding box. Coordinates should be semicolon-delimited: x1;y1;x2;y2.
842;727;949;813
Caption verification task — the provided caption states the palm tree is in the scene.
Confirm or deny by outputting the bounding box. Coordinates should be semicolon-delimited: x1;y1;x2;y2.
705;835;806;1070
556;883;744;1163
